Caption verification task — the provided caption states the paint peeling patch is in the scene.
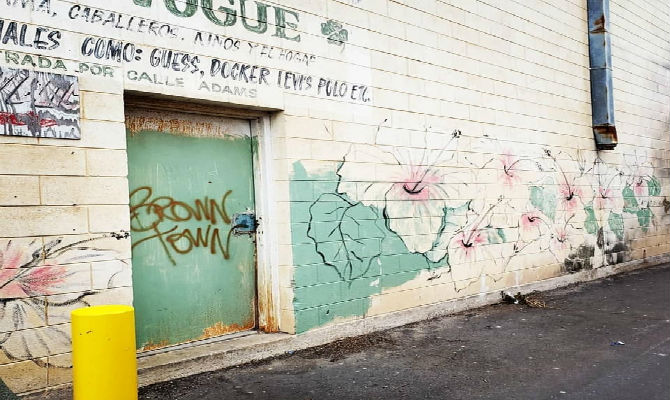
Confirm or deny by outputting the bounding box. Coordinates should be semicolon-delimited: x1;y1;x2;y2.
198;321;254;340
140;340;170;352
563;245;595;273
125;110;250;139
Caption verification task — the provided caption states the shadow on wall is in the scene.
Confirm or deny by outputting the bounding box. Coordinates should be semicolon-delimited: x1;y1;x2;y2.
290;124;666;332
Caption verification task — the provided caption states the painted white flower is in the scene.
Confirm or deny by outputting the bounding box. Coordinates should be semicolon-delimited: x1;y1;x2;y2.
0;236;124;367
589;158;624;218
622;154;657;202
337;130;467;255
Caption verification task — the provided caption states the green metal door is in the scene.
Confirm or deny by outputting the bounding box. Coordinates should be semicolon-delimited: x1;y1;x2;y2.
125;109;257;350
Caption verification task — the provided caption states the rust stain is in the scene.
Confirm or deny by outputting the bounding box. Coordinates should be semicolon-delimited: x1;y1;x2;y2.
140;339;169;352
139;320;255;351
258;284;278;332
198;320;255;340
593;125;618;150
592;15;606;33
125;110;247;139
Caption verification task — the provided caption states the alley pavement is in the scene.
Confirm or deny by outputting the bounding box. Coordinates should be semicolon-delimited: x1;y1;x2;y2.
137;264;670;400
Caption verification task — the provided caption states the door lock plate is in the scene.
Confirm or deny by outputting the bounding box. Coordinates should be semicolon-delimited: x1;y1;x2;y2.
232;212;257;235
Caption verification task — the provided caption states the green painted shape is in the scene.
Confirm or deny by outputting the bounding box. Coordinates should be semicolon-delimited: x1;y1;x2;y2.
127;128;256;348
623;185;639;213
636;207;653;231
164;0;197;17
307;194;385;281
290;162;449;333
647;176;661;197
497;228;507;243
584;204;599;235
608;212;624;241
530;185;557;221
487;227;506;244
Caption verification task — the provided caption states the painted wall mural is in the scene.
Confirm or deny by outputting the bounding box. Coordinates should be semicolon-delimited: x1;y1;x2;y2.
291;126;667;332
0;66;80;139
0;233;128;367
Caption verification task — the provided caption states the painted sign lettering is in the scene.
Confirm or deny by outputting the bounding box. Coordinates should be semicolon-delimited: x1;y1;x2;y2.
131;0;301;42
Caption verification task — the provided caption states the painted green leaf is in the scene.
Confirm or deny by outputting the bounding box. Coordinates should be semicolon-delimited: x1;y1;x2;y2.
530;185;557;221
636;207;653;231
584;204;599;235
622;185;639;213
497;228;507;243
608;212;624;241
647;176;661;197
484;227;507;244
307;193;385;281
321;19;348;46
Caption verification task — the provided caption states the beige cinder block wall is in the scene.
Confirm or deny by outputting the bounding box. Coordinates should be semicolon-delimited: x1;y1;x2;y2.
288;0;669;332
0;0;667;395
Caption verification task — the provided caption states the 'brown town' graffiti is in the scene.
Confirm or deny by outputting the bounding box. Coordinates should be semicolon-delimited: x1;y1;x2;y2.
129;186;235;264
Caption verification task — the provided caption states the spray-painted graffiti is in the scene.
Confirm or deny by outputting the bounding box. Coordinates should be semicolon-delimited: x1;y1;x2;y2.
129;186;236;265
0;66;80;139
292;125;666;332
0;233;128;366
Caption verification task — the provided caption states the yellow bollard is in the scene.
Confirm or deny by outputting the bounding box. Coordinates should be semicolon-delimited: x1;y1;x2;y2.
71;305;138;400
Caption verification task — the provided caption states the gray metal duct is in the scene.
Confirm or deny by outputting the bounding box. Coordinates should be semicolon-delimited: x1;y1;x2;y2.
587;0;618;150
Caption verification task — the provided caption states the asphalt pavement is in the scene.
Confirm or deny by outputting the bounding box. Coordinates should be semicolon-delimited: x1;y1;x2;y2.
138;263;670;400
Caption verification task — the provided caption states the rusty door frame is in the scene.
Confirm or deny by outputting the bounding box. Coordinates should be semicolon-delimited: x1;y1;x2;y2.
124;94;281;340
250;115;281;333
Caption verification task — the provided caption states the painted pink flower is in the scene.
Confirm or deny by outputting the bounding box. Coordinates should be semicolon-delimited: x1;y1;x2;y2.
594;187;613;209
0;265;66;299
450;229;486;263
338;131;466;256
633;178;647;196
551;227;569;251
390;165;442;202
0;244;66;299
520;212;543;231
559;184;582;211
499;152;521;186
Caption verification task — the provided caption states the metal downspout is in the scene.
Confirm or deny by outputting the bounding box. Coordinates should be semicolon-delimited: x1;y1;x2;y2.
587;0;618;150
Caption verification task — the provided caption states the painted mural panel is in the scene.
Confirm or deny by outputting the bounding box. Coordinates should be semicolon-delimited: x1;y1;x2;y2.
0;66;80;139
291;125;668;333
126;110;257;350
0;233;130;392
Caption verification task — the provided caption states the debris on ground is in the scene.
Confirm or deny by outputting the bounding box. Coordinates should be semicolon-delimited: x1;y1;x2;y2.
610;340;625;346
298;331;396;362
501;291;548;308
